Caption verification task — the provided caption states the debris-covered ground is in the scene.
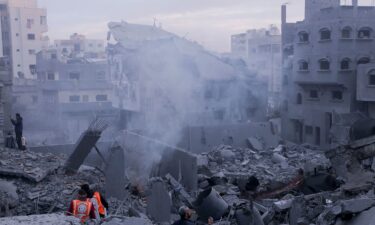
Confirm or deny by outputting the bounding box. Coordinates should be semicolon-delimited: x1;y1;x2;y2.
2;136;375;225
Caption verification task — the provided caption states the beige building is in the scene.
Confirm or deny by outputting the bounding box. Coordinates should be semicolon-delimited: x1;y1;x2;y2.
3;0;48;81
281;0;375;148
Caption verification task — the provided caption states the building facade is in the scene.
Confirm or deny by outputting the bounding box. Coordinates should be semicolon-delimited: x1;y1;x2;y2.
6;0;47;81
54;33;106;59
281;0;375;148
231;26;282;110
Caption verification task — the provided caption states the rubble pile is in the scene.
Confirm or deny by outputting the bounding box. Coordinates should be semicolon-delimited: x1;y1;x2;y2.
0;148;106;217
198;143;330;192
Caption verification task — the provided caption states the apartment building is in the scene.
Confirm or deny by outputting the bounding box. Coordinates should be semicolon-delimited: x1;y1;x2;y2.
6;0;47;81
281;0;375;148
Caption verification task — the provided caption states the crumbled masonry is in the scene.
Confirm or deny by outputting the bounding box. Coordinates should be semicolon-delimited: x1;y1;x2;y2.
2;134;375;224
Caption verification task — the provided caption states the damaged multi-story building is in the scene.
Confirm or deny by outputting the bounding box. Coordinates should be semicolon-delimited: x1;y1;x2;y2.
31;49;116;144
231;26;282;111
107;22;268;137
281;0;375;148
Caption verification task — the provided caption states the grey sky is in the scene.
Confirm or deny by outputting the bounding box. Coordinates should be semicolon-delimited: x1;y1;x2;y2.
37;0;373;52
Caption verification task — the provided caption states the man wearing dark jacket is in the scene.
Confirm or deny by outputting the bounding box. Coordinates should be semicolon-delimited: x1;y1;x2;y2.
172;206;195;225
10;113;23;150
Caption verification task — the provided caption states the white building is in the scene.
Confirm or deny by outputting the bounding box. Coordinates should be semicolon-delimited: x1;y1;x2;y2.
5;0;48;81
231;25;282;109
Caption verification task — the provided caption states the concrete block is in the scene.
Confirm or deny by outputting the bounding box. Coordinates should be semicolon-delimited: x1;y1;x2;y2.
341;198;375;214
105;146;128;200
146;179;171;223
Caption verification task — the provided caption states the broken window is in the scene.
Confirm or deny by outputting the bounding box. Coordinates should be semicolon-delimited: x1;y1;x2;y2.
47;72;55;80
51;53;57;59
97;71;106;80
368;70;375;85
332;91;343;100
305;126;313;135
296;93;302;104
40;16;47;25
298;31;309;42
309;90;319;99
298;60;309;71
69;72;80;80
319;59;330;70
214;110;225;121
69;95;80;102
320;28;331;41
28;49;36;55
96;94;108;101
358;57;370;65
27;33;35;40
340;58;351;70
358;27;372;39
341;27;352;39
29;64;36;75
27;19;34;28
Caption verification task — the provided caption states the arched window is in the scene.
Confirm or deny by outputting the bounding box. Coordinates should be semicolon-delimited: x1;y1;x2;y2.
358;57;370;65
298;31;309;43
298;60;309;71
341;27;352;39
358;27;372;39
340;58;351;70
320;28;331;41
319;58;330;70
369;69;375;85
296;93;302;105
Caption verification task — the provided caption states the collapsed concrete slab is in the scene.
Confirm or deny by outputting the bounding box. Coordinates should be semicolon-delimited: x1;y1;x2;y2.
105;146;128;200
157;148;198;192
65;118;108;173
180;122;280;154
146;178;171;223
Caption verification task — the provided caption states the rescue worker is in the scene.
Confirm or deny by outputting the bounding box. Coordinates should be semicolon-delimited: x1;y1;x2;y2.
172;206;195;225
81;184;109;218
67;189;96;223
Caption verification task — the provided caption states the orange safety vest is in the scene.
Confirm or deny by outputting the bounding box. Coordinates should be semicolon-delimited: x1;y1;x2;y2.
93;192;106;216
72;199;93;223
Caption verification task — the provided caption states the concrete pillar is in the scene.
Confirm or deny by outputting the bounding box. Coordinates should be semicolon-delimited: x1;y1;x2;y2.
146;179;171;223
105;146;128;200
281;4;287;25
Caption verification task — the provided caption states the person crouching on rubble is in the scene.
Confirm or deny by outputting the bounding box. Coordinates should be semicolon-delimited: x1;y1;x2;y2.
81;184;109;219
67;189;96;223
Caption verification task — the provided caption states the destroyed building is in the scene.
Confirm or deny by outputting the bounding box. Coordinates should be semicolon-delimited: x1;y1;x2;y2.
281;0;375;149
107;21;268;135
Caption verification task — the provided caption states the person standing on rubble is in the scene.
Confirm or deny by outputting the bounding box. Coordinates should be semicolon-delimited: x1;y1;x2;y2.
172;206;195;225
10;113;23;150
67;189;96;223
81;184;109;219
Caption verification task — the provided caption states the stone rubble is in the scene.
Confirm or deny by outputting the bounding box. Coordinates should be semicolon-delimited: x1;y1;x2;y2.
2;136;375;225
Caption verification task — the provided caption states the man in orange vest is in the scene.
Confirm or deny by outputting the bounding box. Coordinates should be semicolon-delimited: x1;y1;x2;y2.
81;184;109;218
67;189;96;223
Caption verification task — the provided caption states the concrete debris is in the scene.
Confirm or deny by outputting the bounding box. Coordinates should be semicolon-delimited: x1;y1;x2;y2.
101;216;153;225
4;132;375;225
0;213;81;225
